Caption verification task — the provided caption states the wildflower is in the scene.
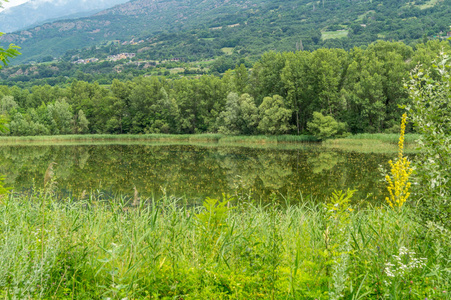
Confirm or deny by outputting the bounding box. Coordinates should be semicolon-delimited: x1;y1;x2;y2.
385;113;413;208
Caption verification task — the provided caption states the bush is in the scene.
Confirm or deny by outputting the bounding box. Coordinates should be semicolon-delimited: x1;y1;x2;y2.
406;56;451;231
307;112;348;140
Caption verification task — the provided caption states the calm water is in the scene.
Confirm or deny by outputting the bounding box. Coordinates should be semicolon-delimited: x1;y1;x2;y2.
0;143;393;203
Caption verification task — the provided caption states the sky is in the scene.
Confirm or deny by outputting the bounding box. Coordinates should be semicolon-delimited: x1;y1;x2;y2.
1;0;113;11
1;0;29;10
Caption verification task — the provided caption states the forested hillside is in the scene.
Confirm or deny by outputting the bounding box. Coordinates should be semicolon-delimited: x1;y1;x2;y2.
0;40;449;137
1;0;450;64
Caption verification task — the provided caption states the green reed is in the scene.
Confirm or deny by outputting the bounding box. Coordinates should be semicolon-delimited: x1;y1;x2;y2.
0;192;448;299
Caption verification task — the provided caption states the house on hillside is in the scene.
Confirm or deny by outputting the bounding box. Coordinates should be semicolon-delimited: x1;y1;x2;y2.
107;53;136;61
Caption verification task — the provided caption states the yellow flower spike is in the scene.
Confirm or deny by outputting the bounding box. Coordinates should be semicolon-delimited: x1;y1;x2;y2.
385;113;413;209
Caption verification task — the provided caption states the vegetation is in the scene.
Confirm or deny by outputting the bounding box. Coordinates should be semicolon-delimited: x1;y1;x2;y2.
407;55;451;231
1;40;450;137
2;0;451;65
1;104;447;299
307;112;348;140
0;190;448;299
384;113;413;208
0;0;450;296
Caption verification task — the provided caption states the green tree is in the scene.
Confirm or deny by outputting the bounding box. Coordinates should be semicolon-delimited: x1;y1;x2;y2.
257;95;292;135
233;64;249;95
0;95;18;115
72;109;89;134
250;51;287;106
281;51;311;133
216;92;258;135
307;111;347;140
0;114;8;134
342;42;411;133
47;99;73;134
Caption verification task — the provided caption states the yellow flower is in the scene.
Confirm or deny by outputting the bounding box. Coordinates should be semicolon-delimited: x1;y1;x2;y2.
386;113;413;208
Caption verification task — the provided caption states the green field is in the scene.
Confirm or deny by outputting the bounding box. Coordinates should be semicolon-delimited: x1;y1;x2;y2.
221;47;234;54
321;30;349;40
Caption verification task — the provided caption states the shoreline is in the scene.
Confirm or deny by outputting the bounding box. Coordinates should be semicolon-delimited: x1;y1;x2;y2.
0;133;419;153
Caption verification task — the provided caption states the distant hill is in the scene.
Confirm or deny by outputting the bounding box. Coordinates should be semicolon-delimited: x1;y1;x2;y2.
1;0;450;65
0;0;130;33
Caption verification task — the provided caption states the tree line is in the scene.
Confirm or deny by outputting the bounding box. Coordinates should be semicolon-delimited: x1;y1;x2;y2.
0;40;449;137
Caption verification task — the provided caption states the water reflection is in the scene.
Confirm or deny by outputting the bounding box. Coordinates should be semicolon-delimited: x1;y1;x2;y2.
0;144;391;202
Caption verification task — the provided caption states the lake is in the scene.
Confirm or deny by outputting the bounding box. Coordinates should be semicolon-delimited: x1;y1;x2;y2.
0;143;394;203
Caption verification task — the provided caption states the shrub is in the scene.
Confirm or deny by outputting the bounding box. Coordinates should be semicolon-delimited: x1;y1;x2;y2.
406;56;451;230
307;112;348;140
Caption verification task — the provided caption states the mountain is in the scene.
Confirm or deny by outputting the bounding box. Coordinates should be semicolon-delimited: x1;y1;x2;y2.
0;0;130;33
1;0;450;65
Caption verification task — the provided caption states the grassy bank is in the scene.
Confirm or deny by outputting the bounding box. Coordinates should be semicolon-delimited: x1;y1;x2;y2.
0;191;448;299
0;133;420;154
0;134;318;144
324;134;419;153
0;133;417;145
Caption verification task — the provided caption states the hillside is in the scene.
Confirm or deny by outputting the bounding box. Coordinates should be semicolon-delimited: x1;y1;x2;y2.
0;0;130;33
1;0;450;65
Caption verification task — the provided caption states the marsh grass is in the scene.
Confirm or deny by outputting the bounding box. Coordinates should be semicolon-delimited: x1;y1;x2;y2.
344;133;420;143
0;134;318;144
324;134;419;153
0;191;448;299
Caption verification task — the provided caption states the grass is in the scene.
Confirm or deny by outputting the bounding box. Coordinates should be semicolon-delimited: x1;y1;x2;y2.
0;133;422;153
0;190;448;299
221;47;234;55
402;0;440;9
321;30;349;40
344;133;420;143
324;133;419;153
418;0;440;9
0;134;317;145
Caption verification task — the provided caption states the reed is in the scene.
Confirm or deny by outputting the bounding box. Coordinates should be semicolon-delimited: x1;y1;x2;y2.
344;133;420;144
0;191;447;299
0;133;318;145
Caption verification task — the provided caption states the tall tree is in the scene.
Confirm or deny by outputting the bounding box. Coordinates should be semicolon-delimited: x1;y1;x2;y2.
258;95;292;135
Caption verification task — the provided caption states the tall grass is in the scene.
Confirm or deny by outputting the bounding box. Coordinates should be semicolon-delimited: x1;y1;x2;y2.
345;133;420;144
0;134;317;146
0;191;448;299
324;134;419;153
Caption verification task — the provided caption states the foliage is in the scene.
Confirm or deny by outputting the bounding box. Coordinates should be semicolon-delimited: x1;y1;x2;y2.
216;93;258;135
0;40;446;137
406;56;451;230
385;113;413;208
0;33;20;69
0;114;8;134
257;95;292;135
0;192;448;299
307;112;347;140
324;189;356;300
0;175;8;197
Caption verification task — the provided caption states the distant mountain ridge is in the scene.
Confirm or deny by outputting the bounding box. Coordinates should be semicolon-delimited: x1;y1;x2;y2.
0;0;130;33
1;0;450;65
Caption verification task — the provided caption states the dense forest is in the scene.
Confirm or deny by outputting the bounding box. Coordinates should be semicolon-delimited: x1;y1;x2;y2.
0;40;450;137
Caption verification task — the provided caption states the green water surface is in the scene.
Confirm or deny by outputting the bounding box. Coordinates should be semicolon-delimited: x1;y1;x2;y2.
0;143;394;203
